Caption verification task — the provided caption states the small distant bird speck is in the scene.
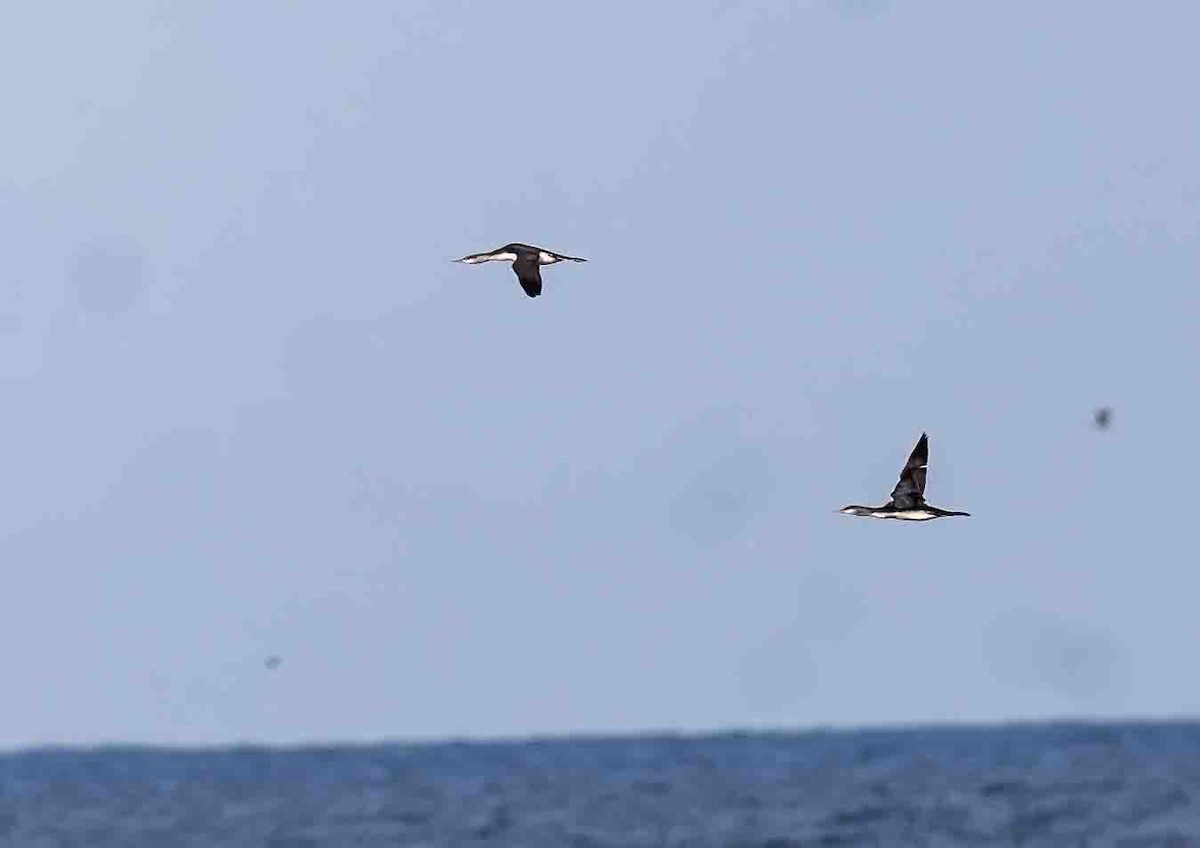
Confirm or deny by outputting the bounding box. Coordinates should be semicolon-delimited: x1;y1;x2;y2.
264;656;282;670
840;433;971;521
455;243;586;298
1093;408;1112;430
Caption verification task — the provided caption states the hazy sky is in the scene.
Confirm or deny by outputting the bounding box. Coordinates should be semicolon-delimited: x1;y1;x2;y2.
2;2;1198;746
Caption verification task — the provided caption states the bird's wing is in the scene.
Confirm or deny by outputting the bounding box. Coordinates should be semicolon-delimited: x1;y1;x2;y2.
512;255;542;297
889;433;929;509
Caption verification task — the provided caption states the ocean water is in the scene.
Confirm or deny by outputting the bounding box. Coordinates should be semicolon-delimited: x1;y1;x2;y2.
2;722;1199;847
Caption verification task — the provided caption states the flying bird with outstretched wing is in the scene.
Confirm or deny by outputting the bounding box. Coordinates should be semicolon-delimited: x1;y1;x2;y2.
840;433;970;521
455;243;587;298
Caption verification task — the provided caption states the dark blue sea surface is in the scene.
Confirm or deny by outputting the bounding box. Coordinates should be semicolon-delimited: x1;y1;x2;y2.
2;722;1199;847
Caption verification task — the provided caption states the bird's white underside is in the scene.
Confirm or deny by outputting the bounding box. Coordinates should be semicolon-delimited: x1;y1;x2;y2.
463;252;517;263
460;250;578;265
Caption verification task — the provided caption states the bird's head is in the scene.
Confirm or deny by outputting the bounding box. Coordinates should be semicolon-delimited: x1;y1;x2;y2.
839;505;873;516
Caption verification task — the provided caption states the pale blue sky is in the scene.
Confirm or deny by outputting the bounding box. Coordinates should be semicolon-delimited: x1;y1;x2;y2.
1;2;1198;746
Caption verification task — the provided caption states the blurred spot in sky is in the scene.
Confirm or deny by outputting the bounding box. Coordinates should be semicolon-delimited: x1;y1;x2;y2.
985;612;1127;705
69;239;149;318
739;571;863;712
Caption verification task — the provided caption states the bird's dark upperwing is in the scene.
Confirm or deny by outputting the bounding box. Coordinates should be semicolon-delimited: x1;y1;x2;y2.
512;255;542;297
889;432;929;509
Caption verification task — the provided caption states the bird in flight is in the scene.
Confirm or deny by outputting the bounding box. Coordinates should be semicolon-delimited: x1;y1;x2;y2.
1093;407;1112;430
840;433;970;521
455;243;586;298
